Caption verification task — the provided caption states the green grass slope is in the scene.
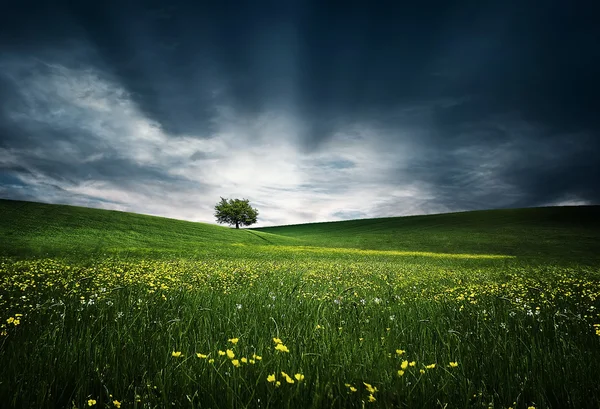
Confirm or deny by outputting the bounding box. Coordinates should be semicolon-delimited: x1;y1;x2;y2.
255;206;600;262
0;199;300;258
3;198;599;263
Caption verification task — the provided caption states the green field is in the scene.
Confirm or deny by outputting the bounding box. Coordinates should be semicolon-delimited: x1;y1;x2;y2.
1;199;600;409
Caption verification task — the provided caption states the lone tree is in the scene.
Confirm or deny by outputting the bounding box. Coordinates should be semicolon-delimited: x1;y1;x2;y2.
214;197;259;229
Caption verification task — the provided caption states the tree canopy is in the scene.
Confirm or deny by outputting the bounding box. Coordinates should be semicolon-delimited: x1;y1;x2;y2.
214;197;259;229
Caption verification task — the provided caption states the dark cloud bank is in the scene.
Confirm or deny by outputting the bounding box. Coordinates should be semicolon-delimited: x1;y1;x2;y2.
1;0;598;226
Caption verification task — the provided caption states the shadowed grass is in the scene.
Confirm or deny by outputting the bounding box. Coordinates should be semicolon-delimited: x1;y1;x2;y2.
255;206;600;263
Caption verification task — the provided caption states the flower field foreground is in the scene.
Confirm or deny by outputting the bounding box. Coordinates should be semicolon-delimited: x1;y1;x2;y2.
1;250;600;409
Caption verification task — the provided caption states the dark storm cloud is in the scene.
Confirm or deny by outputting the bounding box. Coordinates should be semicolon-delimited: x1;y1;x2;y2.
0;54;214;213
375;122;600;216
498;136;600;207
0;172;27;188
0;0;598;223
3;0;599;135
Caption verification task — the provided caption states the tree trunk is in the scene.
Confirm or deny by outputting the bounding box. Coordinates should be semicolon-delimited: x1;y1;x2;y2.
236;221;239;229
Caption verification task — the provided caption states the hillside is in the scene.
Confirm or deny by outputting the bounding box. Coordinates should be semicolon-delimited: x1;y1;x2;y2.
0;199;300;258
2;199;599;262
255;206;600;262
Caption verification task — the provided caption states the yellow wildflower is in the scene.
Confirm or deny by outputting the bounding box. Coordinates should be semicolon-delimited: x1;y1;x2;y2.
113;400;121;408
350;386;357;392
363;382;378;394
368;394;376;402
241;357;248;364
273;337;283;344
275;343;289;353
449;361;459;368
396;349;405;356
426;363;436;369
196;353;208;359
276;381;281;387
88;399;97;406
397;370;405;376
281;372;294;384
409;361;416;367
249;359;256;364
232;359;240;367
419;369;425;374
294;373;305;381
267;374;276;383
401;360;408;370
218;350;226;356
171;351;183;358
226;349;235;359
252;354;262;360
228;338;239;344
208;358;215;364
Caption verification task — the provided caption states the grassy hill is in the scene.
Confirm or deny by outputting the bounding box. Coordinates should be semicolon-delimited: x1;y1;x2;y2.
255;206;600;262
2;198;599;262
0;199;300;258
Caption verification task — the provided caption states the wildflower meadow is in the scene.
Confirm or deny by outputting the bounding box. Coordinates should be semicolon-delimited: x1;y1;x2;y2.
1;200;599;408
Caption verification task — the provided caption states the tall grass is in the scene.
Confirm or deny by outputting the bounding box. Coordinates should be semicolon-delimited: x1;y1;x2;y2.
1;200;599;408
1;252;599;408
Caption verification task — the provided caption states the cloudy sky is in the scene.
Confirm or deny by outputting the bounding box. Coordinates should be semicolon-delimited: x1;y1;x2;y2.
1;1;598;227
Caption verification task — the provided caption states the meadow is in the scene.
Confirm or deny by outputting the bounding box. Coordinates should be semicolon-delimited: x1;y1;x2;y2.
1;199;600;409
